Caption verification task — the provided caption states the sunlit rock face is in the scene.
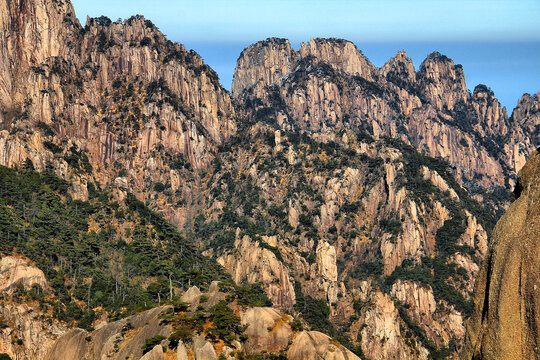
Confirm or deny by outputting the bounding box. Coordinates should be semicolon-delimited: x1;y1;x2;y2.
0;0;538;359
232;38;536;189
0;0;236;227
464;149;540;360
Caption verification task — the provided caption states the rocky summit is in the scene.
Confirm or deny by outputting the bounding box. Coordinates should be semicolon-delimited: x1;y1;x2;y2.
0;0;538;359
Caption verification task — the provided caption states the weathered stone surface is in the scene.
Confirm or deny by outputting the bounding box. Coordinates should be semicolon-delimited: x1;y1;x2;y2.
1;0;538;359
0;0;237;228
287;331;360;360
464;149;540;359
44;328;89;360
0;256;49;294
181;286;202;304
140;344;164;360
45;306;171;360
0;302;66;360
195;341;217;360
217;235;295;309
391;280;465;347
353;290;416;360
241;307;293;354
176;341;189;360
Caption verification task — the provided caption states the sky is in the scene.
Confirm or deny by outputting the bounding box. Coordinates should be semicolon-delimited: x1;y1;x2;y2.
72;0;540;110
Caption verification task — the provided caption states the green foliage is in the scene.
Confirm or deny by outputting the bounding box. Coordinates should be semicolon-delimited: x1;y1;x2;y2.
236;352;287;360
0;165;229;324
0;316;8;329
207;300;243;343
383;136;498;234
384;258;473;315
43;141;63;154
290;318;303;332
351;261;383;279
294;292;335;336
353;300;365;313
64;145;93;173
341;201;361;213
397;305;450;360
379;216;402;236
36;121;55;137
435;212;468;257
142;335;166;354
0;354;12;360
235;283;273;307
168;325;192;349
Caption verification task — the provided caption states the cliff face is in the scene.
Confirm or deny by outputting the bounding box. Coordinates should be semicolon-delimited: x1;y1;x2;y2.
464;149;540;360
191;125;492;359
232;38;536;189
0;1;539;359
0;0;235;225
0;257;66;360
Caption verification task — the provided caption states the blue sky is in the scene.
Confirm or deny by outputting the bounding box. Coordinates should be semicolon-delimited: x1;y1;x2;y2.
72;0;540;109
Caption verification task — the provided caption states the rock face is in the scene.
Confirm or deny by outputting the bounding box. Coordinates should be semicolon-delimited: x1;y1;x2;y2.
287;331;361;360
241;307;293;354
197;125;492;359
217;235;296;309
0;256;48;294
0;302;66;360
41;285;362;360
232;38;537;188
46;306;171;360
0;0;236;227
464;149;540;360
1;0;538;359
0;256;64;360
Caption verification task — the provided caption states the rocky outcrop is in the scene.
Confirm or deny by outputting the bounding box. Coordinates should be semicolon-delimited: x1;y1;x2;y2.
241;307;293;354
353;289;417;360
217;235;296;309
0;0;81;105
464;149;540;360
195;342;217;360
381;50;416;87
176;342;189;360
0;302;66;360
140;345;164;360
391;280;465;347
46;306;171;360
287;331;361;360
417;52;468;112
512;93;540;140
0;256;48;294
508;93;540;172
1;0;538;359
232;38;376;99
44;328;89;360
232;38;294;97
41;287;363;360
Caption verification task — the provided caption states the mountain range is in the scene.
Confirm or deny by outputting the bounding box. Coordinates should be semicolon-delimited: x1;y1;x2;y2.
0;0;538;359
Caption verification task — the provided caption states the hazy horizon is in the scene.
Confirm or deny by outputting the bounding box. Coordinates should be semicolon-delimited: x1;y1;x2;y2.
72;0;540;110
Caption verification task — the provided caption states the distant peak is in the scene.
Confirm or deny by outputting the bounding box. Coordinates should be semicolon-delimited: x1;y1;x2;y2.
310;37;352;45
473;84;495;97
424;51;452;63
396;49;408;56
85;14;157;30
257;38;291;47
